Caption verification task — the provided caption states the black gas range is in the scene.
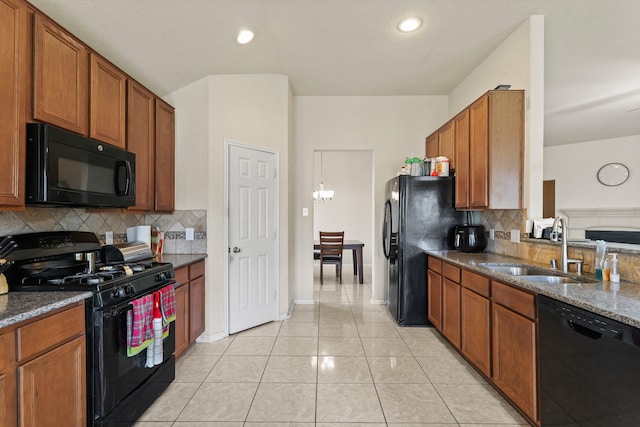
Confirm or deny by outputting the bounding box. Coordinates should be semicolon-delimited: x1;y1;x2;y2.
2;231;177;427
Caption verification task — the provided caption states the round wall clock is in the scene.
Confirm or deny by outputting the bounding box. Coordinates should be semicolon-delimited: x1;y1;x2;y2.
597;162;629;186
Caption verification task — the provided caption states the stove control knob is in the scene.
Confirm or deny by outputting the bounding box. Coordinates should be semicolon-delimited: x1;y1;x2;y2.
126;284;135;295
112;287;126;299
156;272;167;282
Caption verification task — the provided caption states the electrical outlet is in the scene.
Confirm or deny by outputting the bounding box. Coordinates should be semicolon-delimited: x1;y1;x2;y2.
489;229;495;240
302;207;309;217
511;229;520;243
185;228;195;241
105;231;114;244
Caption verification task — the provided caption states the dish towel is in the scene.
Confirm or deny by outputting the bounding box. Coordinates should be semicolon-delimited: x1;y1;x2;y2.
127;294;155;357
159;284;177;339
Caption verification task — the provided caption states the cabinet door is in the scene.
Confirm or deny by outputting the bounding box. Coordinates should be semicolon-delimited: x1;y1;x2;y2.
189;275;206;342
468;94;489;208
0;332;16;427
18;335;86;426
127;80;155;211
425;133;438;159
492;303;537;422
438;120;455;169
427;269;442;330
441;278;461;348
174;283;190;359
0;0;27;207
461;287;491;376
90;54;126;148
154;99;175;212
33;13;88;135
454;109;470;209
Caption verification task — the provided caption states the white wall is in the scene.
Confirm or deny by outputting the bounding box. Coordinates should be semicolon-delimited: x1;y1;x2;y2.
448;16;545;221
291;96;449;304
166;74;292;340
544;134;640;211
313;150;373;267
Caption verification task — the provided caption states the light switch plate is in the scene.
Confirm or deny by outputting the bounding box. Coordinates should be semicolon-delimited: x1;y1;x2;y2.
302;207;309;217
105;231;114;244
185;228;195;241
511;229;520;243
489;229;495;240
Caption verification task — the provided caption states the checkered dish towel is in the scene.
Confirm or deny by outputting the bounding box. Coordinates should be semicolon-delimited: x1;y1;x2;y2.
127;294;155;357
159;284;177;338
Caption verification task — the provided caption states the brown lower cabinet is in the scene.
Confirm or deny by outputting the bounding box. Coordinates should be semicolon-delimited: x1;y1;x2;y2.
428;256;539;425
492;281;538;422
0;302;86;427
460;286;491;376
174;260;206;358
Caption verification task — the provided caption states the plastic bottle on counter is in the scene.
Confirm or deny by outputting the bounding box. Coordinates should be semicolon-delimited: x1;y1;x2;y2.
610;253;620;283
603;257;610;281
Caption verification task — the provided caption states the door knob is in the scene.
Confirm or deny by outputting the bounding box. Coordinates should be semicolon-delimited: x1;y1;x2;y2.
232;247;241;253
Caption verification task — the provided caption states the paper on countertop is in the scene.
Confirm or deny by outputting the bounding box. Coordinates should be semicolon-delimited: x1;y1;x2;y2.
126;225;151;249
532;218;556;238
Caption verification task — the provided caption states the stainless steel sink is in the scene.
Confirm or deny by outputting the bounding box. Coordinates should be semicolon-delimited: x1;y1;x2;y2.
519;275;581;285
478;263;555;276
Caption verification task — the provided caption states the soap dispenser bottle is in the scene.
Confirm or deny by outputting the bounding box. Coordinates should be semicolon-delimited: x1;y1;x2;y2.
610;253;620;283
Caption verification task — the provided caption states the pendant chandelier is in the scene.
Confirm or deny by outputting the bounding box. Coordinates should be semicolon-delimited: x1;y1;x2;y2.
313;152;334;202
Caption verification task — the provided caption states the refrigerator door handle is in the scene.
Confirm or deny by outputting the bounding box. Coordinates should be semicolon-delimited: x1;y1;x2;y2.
382;200;392;259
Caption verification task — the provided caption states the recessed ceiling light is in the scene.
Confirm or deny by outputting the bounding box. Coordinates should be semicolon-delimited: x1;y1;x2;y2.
398;17;422;33
237;29;254;44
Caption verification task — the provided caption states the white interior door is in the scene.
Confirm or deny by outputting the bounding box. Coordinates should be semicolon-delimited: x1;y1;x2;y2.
228;143;278;334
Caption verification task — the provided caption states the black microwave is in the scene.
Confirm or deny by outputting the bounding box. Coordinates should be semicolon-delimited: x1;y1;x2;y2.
26;123;136;208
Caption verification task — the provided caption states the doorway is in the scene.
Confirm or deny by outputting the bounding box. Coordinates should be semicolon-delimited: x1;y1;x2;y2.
226;142;279;334
312;150;373;282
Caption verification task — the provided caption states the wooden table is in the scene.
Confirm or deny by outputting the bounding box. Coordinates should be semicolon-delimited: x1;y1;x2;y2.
314;240;365;284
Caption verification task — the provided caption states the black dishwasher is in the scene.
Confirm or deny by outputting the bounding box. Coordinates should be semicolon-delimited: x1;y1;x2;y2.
538;295;640;426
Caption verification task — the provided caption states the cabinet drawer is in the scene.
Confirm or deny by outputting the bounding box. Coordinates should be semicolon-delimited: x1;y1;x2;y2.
492;281;536;320
443;262;460;283
189;260;205;279
428;257;442;273
461;269;490;297
174;266;189;285
16;304;85;363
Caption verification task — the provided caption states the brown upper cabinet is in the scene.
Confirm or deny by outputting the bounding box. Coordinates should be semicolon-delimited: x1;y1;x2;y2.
424;121;456;170
427;89;524;210
154;99;175;212
127;80;156;211
0;0;27;208
466;90;524;210
453;109;470;208
33;13;89;135
90;54;126;148
425;133;438;159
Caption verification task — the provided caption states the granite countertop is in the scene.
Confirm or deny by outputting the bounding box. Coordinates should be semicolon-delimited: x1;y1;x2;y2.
157;254;207;269
0;291;92;329
426;250;640;329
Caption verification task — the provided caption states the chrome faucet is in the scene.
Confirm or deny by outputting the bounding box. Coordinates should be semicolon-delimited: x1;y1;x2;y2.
551;215;583;274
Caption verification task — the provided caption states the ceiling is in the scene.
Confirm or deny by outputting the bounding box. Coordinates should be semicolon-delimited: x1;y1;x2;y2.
27;0;640;146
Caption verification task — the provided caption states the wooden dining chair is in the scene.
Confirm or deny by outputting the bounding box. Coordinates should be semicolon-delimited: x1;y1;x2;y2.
319;231;344;285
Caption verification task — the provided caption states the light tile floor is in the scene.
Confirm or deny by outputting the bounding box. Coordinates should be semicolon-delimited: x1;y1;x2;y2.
136;270;530;426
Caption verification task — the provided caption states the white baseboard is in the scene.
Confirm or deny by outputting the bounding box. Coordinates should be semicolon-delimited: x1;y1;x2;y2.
369;298;386;305
293;299;317;305
195;331;227;343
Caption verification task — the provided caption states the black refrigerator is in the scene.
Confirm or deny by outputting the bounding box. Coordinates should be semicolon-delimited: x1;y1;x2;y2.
382;175;464;326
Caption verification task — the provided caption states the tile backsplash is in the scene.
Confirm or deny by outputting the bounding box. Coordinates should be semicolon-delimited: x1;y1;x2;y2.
0;207;207;254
